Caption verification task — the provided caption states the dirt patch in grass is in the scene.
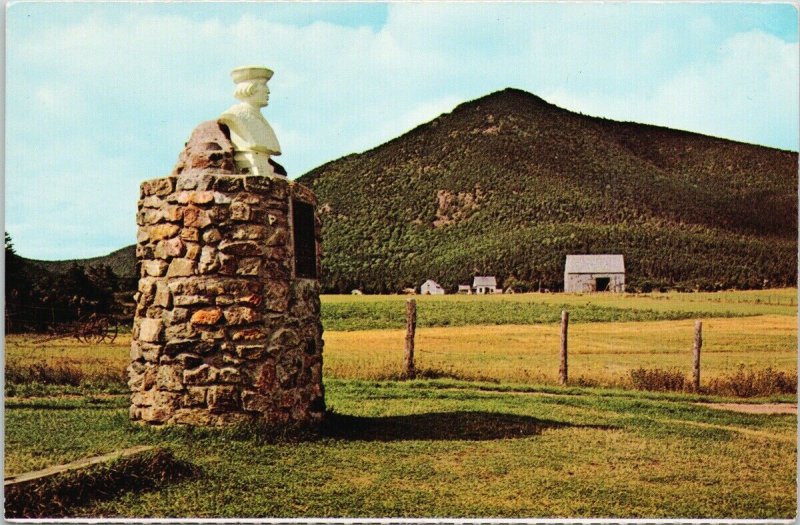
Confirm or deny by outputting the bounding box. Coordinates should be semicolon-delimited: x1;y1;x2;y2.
696;403;797;415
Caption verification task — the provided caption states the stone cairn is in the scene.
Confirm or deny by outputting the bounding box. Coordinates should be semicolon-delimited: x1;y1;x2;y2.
129;121;324;427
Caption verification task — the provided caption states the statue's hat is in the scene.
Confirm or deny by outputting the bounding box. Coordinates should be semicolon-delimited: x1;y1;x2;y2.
231;66;274;84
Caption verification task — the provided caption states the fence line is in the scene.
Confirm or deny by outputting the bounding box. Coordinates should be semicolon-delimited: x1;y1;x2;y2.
399;304;710;390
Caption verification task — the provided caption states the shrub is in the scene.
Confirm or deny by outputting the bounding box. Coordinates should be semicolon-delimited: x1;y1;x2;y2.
707;366;797;397
6;361;85;386
381;366;500;383
629;367;687;392
5;360;127;389
628;365;797;397
572;376;601;388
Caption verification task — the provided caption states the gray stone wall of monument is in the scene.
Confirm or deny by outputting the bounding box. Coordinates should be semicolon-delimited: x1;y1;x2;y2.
129;120;324;427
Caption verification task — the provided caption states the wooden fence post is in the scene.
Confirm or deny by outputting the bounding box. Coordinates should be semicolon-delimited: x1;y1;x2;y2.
404;298;416;379
559;310;569;385
693;320;702;392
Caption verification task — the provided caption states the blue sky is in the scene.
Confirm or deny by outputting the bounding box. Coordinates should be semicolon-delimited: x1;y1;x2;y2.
5;2;799;260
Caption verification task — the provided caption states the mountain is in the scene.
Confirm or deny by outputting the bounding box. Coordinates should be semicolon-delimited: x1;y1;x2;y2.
298;88;797;293
22;245;137;283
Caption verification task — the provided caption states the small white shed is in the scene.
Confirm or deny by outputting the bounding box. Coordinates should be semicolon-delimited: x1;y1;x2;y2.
564;254;625;293
473;276;498;294
420;279;445;295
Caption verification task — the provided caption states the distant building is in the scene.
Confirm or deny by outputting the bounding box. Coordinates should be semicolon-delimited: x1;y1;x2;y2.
457;284;472;294
473;276;499;294
351;289;363;295
564;254;625;293
420;280;445;295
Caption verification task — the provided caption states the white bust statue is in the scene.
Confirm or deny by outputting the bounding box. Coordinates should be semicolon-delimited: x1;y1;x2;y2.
219;66;284;177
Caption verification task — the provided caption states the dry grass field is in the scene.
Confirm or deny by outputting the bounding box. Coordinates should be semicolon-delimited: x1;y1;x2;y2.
6;316;796;390
324;315;797;386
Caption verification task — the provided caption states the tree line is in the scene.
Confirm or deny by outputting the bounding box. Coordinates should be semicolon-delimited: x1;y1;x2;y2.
5;233;125;332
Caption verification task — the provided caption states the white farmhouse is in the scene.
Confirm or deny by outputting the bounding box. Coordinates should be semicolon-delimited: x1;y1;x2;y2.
420;279;445;295
472;276;499;294
564;254;625;293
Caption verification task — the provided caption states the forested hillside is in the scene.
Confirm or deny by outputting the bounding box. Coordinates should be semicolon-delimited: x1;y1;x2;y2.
299;88;797;293
21;245;136;283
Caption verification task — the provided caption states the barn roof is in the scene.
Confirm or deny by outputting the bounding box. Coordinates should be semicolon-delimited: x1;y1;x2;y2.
421;279;443;288
565;254;625;274
473;276;497;287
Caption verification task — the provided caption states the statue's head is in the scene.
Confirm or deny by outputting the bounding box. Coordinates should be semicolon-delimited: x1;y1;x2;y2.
231;66;273;108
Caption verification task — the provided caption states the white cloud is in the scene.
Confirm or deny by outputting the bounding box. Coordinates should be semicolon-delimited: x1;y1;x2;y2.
536;30;798;151
647;30;798;149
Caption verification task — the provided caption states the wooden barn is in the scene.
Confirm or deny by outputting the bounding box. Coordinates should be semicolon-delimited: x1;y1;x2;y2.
564;254;625;293
420;279;445;295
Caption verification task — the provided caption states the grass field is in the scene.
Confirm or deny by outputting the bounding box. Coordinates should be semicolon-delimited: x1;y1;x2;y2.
4;380;796;518
322;289;797;331
5;289;797;518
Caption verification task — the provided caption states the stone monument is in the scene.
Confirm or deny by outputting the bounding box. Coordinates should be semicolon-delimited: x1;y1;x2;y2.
129;66;325;429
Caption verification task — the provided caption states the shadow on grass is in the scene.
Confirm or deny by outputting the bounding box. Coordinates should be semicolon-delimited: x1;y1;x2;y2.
322;410;610;441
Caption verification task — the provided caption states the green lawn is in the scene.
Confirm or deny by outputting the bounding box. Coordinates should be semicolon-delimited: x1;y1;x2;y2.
321;289;797;331
5;379;796;518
